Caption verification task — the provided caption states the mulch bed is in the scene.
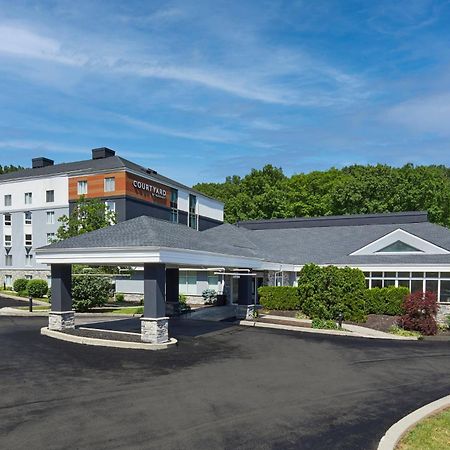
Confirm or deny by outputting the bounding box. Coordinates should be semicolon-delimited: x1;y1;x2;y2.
349;314;399;333
61;328;141;343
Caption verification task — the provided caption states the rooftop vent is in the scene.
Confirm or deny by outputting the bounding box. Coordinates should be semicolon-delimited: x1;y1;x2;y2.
32;157;54;169
92;147;116;159
146;168;158;175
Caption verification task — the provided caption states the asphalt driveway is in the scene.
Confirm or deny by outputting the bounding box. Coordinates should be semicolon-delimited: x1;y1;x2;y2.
1;315;450;450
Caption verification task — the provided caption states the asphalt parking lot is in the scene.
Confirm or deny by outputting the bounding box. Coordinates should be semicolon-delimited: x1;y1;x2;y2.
1;313;450;450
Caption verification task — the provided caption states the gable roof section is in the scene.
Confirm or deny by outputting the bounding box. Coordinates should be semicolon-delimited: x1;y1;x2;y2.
349;228;450;256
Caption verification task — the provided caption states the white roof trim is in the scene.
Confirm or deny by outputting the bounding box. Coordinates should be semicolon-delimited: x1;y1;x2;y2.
349;229;450;256
35;245;296;271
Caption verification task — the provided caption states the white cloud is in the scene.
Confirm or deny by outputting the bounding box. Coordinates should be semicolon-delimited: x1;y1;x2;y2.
116;114;244;143
0;21;365;107
385;92;450;135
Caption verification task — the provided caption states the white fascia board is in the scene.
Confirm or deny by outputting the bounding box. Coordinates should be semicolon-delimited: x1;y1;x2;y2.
293;263;450;272
350;229;450;256
35;245;296;270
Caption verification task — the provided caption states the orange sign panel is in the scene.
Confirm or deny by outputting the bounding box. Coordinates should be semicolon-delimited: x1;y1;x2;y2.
68;171;172;208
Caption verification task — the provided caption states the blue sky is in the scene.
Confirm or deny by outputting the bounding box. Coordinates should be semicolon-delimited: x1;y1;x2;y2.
0;0;450;185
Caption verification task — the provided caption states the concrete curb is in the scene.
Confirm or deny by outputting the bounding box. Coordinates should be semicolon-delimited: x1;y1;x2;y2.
0;307;49;317
40;327;178;351
239;320;418;340
377;394;450;450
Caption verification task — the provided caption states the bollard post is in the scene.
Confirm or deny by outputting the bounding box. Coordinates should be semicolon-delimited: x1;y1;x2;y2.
29;296;33;313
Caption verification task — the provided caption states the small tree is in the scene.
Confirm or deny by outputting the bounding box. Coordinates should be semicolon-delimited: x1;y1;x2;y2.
398;291;438;336
55;195;116;241
27;279;48;298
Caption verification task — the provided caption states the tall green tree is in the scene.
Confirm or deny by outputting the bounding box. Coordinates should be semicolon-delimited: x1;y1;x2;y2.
194;163;450;228
55;196;116;241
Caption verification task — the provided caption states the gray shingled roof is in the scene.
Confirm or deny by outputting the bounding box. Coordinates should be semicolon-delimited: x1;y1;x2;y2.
0;155;222;203
43;216;261;259
39;215;450;266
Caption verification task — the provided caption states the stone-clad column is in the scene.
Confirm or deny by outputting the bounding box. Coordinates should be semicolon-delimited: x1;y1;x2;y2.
236;274;256;320
49;264;74;330
141;263;169;343
165;268;180;316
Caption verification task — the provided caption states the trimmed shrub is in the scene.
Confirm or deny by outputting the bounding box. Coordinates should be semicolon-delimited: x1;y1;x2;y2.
365;286;410;316
13;278;29;293
115;292;125;302
297;264;366;322
202;289;217;305
26;279;48;298
258;286;300;310
398;291;438;336
71;274;112;312
311;318;339;330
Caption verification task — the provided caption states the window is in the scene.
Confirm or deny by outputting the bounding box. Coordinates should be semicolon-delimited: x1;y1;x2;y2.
4;194;11;206
208;274;219;289
170;190;178;223
46;190;54;203
4;235;11;247
5;255;12;266
46;211;55;224
440;280;450;303
411;279;424;293
77;180;88;195
4;275;12;287
24;192;32;204
47;233;55;244
25;255;33;266
105;200;116;213
25;274;32;280
179;272;197;295
24;211;32;225
376;240;423;253
104;177;115;192
4;214;11;226
25;234;32;246
188;194;197;229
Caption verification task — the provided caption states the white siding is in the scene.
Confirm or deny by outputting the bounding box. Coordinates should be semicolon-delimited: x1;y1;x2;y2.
0;176;68;212
197;195;223;221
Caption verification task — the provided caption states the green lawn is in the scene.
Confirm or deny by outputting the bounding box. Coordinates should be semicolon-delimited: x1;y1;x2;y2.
111;306;144;315
16;306;51;311
397;408;450;450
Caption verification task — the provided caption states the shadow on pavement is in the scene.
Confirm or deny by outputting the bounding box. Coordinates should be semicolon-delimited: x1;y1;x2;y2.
80;316;237;339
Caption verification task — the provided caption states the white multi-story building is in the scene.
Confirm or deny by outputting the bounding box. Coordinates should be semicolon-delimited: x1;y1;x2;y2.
0;148;224;287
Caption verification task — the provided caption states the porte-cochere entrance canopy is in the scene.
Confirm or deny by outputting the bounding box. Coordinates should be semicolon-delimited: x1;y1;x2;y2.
37;216;296;343
37;213;450;342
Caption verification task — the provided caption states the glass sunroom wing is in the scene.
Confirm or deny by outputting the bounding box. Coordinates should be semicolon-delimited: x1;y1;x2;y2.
375;240;423;253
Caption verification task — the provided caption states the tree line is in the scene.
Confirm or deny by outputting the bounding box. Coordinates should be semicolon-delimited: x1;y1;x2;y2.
194;164;450;228
0;164;23;174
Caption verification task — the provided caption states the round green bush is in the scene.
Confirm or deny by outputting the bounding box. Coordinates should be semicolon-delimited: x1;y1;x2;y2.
26;279;48;298
71;274;112;312
13;278;29;293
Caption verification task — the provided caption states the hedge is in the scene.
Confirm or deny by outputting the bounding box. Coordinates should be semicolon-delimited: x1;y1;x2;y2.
365;286;410;316
297;263;366;322
26;279;48;298
258;286;300;310
13;278;29;293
